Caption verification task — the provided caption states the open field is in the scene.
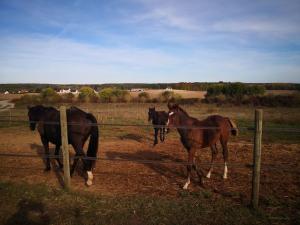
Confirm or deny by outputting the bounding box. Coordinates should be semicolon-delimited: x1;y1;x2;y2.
1;89;297;102
0;103;299;224
129;89;207;99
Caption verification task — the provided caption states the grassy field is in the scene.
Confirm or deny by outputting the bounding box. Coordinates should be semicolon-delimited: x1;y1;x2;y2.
0;181;272;225
0;103;299;224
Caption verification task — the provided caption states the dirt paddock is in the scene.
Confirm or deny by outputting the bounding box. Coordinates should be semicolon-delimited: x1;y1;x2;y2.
0;126;299;208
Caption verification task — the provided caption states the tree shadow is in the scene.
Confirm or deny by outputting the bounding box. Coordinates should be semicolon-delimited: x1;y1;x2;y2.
30;144;64;188
105;150;188;187
5;199;50;225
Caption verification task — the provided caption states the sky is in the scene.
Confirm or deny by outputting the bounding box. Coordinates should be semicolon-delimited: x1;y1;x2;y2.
0;0;300;84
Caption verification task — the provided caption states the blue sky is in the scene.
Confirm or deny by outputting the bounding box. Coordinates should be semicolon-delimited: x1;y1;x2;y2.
0;0;299;83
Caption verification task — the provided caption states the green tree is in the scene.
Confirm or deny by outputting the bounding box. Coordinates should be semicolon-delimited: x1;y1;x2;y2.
78;86;97;102
40;87;61;103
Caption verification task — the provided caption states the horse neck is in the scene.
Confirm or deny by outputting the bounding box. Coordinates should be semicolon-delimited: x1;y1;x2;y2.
176;111;194;134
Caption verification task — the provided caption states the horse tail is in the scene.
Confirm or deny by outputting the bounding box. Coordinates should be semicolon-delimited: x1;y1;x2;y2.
86;113;99;169
227;118;238;136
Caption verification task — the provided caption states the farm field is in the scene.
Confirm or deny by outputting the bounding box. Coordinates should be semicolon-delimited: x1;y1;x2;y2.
0;103;299;224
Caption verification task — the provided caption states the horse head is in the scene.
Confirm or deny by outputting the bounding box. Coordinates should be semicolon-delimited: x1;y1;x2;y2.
27;105;44;131
148;107;156;122
166;103;181;128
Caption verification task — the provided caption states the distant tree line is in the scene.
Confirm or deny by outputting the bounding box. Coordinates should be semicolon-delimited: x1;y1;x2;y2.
206;83;266;97
1;82;300;93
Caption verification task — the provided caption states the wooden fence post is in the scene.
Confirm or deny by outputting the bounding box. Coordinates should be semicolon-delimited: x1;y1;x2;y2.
60;106;71;189
9;108;11;126
251;109;263;209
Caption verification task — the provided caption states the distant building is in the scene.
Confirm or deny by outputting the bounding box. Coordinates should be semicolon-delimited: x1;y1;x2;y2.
58;88;71;94
72;90;79;94
4;91;9;95
165;87;173;91
17;90;29;94
130;88;144;92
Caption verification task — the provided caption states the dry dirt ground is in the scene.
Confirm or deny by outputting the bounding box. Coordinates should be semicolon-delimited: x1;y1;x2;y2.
0;125;299;219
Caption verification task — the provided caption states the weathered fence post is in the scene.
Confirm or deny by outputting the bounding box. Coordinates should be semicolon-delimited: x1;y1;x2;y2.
251;109;263;209
60;106;71;189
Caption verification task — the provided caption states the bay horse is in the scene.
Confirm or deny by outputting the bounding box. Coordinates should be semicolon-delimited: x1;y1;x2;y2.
148;107;168;146
166;103;238;189
27;105;99;186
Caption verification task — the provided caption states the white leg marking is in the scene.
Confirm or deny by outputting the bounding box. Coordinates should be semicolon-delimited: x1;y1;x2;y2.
206;169;212;179
86;171;94;186
183;177;190;190
223;162;228;179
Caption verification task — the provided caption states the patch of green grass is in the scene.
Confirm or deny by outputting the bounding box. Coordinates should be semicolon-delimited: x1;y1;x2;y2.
0;181;270;225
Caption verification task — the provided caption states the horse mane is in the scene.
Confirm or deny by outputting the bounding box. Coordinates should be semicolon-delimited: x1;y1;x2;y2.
177;106;189;116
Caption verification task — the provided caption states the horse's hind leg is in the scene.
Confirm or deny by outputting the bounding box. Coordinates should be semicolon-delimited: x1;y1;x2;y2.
159;128;165;142
192;157;205;186
55;145;63;169
221;138;229;179
70;142;85;176
153;128;158;146
41;137;51;171
206;144;218;178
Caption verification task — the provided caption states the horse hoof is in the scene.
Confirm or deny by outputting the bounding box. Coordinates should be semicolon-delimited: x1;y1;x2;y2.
86;180;93;186
223;176;228;179
44;167;51;172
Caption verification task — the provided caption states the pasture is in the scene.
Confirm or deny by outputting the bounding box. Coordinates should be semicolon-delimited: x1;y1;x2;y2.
0;103;299;224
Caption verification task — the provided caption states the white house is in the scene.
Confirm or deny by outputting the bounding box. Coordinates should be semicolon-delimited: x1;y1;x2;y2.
166;87;173;91
4;91;9;95
130;88;144;92
58;88;71;94
72;90;79;94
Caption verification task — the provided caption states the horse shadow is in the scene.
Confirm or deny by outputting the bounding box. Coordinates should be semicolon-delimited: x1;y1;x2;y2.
4;199;50;225
105;150;187;187
118;133;153;143
30;144;64;187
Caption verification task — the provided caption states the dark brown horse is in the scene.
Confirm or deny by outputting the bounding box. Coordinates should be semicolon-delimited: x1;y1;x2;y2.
27;105;99;186
166;103;238;189
148;107;169;146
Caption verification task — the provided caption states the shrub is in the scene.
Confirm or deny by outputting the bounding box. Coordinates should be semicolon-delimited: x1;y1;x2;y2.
78;86;98;102
138;92;150;103
159;91;182;103
40;88;61;103
98;88;131;103
61;93;75;103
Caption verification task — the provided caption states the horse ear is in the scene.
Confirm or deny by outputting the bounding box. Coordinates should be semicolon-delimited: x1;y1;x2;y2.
167;102;173;109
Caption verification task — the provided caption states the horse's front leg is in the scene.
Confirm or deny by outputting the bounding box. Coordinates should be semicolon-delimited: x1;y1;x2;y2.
55;144;63;169
183;148;196;189
41;137;51;171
